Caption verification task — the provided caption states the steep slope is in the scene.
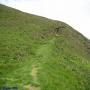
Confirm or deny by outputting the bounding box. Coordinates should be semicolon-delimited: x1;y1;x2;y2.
0;4;90;90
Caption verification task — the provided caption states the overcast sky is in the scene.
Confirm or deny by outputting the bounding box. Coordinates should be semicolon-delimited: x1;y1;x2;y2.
0;0;90;39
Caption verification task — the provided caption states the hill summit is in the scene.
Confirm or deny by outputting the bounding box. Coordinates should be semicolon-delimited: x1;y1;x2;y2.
0;4;90;90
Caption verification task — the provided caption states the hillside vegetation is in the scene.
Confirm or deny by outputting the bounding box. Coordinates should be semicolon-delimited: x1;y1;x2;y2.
0;4;90;90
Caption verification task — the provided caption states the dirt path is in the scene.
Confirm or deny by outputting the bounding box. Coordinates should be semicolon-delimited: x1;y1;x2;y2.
31;65;38;83
24;38;56;90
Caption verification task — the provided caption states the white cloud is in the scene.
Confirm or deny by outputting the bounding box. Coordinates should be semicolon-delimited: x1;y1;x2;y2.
0;0;90;39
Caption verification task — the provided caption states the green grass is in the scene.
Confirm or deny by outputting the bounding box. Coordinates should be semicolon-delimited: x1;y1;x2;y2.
0;4;90;90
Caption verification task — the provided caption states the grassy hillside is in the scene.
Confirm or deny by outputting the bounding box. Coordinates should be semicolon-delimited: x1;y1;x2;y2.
0;4;90;90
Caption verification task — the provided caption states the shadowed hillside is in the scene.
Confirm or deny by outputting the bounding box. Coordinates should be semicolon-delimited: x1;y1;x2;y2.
0;4;90;90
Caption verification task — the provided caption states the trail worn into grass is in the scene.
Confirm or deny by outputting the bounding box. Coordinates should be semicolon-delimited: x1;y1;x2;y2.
26;38;56;90
36;38;56;59
31;65;38;82
24;64;40;90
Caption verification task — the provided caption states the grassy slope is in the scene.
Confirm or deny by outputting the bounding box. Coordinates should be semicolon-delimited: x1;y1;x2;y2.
0;4;90;90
